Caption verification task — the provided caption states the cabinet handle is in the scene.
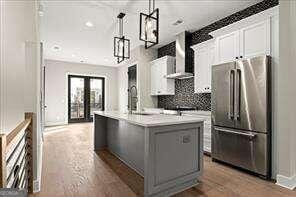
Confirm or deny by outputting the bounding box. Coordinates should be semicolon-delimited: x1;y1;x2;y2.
216;127;256;139
240;56;243;59
235;57;239;60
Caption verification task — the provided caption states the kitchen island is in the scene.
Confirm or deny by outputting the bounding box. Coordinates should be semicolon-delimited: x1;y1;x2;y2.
94;111;204;197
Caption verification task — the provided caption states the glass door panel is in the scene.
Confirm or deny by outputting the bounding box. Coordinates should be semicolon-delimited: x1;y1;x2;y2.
90;78;104;118
68;75;105;123
69;77;85;120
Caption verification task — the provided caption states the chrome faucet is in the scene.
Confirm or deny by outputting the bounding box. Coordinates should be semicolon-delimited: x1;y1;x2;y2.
128;85;138;114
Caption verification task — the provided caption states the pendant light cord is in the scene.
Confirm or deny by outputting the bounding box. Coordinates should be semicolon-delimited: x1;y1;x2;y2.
121;19;123;37
118;17;123;37
148;0;155;14
118;18;120;37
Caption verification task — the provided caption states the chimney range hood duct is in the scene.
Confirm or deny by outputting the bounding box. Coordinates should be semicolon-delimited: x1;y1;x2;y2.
166;31;194;79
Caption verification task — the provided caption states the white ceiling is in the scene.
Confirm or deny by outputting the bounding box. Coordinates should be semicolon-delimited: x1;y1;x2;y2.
40;0;261;66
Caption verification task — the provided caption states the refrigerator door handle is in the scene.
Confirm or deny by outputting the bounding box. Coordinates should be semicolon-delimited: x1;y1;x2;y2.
215;127;256;139
235;69;241;121
228;69;235;120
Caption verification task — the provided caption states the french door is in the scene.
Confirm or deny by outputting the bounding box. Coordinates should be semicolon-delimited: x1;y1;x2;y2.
68;75;105;123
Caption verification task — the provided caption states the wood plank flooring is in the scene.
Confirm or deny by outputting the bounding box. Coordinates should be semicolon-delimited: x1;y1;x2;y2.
33;123;295;197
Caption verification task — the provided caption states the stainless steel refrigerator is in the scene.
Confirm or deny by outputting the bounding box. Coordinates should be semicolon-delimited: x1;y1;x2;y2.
211;55;271;178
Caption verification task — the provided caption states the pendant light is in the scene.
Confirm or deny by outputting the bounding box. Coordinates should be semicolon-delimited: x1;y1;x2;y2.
139;0;159;49
114;13;130;64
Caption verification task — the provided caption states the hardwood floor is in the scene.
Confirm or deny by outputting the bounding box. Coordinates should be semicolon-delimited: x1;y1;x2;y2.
34;123;295;197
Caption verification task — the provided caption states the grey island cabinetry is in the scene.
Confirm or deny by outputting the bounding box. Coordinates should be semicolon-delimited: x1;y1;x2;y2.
94;111;204;197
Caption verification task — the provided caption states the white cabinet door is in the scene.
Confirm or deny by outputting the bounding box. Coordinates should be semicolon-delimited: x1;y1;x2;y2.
193;40;214;93
215;31;240;64
158;62;166;95
204;44;215;92
203;118;212;153
194;46;208;93
155;63;162;95
240;19;271;59
150;56;175;95
150;63;158;95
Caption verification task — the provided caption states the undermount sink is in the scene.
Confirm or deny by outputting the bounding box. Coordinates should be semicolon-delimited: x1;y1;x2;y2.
130;112;154;115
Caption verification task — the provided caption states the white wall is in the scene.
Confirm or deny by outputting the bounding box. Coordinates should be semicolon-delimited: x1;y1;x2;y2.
25;41;43;192
44;59;118;126
117;46;140;112
271;9;279;179
0;0;42;192
0;1;38;133
276;0;296;190
118;63;129;112
117;45;157;112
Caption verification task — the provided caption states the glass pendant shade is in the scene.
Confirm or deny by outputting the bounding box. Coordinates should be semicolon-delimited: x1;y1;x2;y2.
139;1;159;49
114;36;130;63
113;13;130;63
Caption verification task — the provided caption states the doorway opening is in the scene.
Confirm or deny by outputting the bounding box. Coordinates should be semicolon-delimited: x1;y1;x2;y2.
128;65;137;111
68;75;105;123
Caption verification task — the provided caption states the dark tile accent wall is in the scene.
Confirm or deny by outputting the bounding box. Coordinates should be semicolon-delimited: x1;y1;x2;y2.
158;78;211;111
158;42;175;58
157;0;278;110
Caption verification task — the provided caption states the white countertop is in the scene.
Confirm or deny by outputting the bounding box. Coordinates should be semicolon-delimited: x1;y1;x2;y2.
181;110;211;116
94;111;205;127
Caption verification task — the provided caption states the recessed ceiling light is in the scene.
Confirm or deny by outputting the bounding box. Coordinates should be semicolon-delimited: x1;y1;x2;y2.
52;45;61;51
85;21;94;27
104;58;109;62
71;54;76;57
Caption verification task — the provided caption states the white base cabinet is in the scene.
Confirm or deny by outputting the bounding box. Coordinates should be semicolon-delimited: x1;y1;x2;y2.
150;56;175;96
183;112;212;153
202;116;211;153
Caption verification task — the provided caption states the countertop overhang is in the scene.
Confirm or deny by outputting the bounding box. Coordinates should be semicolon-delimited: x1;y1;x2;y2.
94;111;205;127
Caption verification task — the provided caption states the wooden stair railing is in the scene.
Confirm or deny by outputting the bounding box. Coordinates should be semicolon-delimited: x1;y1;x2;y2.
0;112;34;193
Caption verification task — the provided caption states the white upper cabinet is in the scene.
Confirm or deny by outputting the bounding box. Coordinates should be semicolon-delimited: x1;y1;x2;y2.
150;62;159;95
192;40;215;93
150;56;175;96
213;19;271;65
215;31;240;64
239;19;271;59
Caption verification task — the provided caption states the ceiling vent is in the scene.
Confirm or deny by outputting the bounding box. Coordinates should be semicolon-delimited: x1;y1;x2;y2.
172;19;183;26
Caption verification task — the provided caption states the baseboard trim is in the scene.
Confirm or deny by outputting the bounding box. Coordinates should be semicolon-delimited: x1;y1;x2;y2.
276;174;296;190
45;121;67;127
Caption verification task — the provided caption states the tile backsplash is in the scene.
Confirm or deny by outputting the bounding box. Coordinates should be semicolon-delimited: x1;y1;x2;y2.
158;78;211;111
157;0;278;111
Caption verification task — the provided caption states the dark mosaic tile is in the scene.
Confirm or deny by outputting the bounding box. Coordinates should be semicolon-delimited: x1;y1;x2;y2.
157;0;278;111
158;78;211;111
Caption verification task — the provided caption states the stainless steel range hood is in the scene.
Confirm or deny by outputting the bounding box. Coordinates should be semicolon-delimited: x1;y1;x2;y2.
166;32;194;79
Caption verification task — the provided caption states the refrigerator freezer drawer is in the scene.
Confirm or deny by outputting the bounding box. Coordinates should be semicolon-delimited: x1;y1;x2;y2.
212;127;269;176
